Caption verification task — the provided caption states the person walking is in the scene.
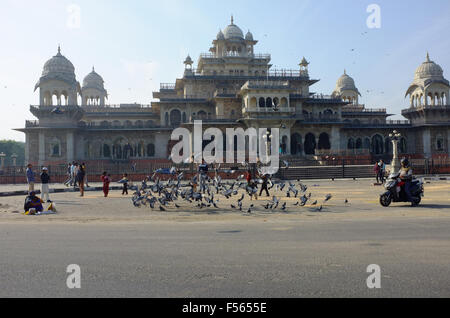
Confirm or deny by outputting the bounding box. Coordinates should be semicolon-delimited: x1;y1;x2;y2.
373;161;381;184
76;164;86;197
26;164;35;192
259;174;270;197
120;173;129;195
81;162;90;187
40;167;51;202
378;159;386;184
63;163;72;187
101;171;111;197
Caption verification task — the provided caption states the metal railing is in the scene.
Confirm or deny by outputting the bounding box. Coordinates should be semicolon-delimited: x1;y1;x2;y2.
160;83;176;90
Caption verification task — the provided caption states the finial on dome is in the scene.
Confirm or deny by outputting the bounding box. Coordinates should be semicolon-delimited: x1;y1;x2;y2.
426;52;430;62
344;69;346;75
57;44;61;54
92;66;95;72
231;15;234;25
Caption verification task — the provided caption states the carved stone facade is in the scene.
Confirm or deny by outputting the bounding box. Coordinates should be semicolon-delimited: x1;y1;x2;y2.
17;18;450;165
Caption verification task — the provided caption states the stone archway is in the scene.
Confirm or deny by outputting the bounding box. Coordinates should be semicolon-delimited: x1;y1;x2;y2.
304;133;316;155
290;133;302;156
318;132;331;150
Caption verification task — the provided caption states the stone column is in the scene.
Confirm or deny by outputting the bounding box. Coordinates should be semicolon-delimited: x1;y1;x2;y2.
67;132;75;163
25;133;30;165
38;132;45;165
331;126;341;154
0;152;6;170
422;129;431;159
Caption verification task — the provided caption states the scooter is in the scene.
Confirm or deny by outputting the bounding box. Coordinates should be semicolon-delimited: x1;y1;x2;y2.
379;172;424;207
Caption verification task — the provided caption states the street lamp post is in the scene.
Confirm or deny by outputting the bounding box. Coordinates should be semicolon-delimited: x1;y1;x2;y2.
389;130;402;173
262;130;272;163
0;152;6;171
11;154;18;167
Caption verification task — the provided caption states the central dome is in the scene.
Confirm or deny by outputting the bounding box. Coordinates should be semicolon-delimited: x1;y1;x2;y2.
414;53;444;80
223;17;244;40
42;46;76;79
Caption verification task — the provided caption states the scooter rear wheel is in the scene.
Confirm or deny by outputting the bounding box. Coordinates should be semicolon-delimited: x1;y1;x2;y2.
380;193;392;207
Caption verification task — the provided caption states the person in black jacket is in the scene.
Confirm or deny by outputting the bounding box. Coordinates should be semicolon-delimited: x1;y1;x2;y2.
40;167;51;202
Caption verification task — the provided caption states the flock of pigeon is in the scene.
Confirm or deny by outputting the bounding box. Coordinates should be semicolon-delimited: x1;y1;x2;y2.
130;167;344;214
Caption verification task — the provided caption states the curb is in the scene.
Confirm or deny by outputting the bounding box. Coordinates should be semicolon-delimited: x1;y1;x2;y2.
0;186;123;197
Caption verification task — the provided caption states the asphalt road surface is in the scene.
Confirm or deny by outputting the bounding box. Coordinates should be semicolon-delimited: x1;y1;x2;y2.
1;217;449;298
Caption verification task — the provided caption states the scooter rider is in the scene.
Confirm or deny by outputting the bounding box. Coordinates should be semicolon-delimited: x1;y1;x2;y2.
398;158;417;206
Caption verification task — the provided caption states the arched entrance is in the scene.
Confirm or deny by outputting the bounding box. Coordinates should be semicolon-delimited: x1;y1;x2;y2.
170;109;182;126
304;133;316;155
318;132;330;150
290;133;302;155
371;134;384;154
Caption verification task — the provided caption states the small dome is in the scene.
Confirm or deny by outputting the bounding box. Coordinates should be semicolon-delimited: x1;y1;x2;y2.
42;46;76;80
217;30;225;40
184;55;193;64
245;30;254;41
414;53;444;80
223;16;244;40
336;70;357;90
82;67;104;90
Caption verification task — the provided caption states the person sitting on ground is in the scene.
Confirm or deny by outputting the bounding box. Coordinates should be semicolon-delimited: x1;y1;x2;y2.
24;191;44;214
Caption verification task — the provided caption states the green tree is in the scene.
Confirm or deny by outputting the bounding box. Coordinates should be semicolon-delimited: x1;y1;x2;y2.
0;140;25;166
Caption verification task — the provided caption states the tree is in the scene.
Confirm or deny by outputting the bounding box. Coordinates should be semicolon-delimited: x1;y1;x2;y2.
0;140;25;166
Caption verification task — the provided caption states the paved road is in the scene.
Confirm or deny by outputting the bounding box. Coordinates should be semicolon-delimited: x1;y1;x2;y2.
1;217;449;298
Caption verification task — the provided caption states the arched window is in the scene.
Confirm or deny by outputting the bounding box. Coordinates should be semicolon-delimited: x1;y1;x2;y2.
266;97;272;108
347;138;355;150
436;135;444;151
250;97;257;107
371;134;384;154
273;97;279;106
170;109;181;126
318;133;331;150
259;97;265;107
280;97;288;107
291;133;302;155
135;120;143;128
197;110;207;120
399;137;407;153
385;137;392;155
355;138;362;149
103;144;111;158
304;133;316;155
323;109;333;119
281;136;288;154
364;137;371;149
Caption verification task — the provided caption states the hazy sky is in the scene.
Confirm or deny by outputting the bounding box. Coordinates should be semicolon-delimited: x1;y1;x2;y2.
1;0;449;141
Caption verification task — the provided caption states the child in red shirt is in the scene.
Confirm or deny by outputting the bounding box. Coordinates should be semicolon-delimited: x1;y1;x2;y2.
101;172;111;197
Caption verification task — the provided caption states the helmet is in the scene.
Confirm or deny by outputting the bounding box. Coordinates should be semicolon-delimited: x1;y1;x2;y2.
401;157;409;167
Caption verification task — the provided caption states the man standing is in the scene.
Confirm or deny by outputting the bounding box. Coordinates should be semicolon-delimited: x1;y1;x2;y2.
373;161;380;184
378;159;386;184
40;167;51;203
26;164;35;192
